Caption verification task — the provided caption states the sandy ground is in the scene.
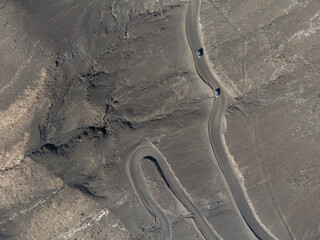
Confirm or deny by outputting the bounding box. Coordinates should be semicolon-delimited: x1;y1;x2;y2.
1;0;318;239
200;0;320;239
0;0;240;239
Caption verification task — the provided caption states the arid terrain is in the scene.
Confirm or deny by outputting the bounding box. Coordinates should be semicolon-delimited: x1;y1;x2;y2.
201;0;320;239
0;0;319;239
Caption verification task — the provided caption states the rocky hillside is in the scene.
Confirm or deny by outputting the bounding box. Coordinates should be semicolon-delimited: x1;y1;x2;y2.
200;0;320;239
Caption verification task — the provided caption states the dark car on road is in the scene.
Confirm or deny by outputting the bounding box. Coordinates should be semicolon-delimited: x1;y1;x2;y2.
215;88;220;97
197;48;203;58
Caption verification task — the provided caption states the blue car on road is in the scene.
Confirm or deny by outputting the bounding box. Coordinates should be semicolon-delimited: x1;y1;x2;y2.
197;48;203;58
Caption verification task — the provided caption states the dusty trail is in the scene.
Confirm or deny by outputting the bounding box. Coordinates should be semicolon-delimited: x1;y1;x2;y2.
186;0;281;240
126;0;283;239
126;141;221;240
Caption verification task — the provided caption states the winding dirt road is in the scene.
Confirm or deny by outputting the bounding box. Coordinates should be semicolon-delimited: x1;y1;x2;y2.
126;0;281;239
186;0;278;240
126;141;221;240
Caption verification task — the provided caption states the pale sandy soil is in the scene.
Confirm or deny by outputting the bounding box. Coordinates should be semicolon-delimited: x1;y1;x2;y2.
200;0;320;239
